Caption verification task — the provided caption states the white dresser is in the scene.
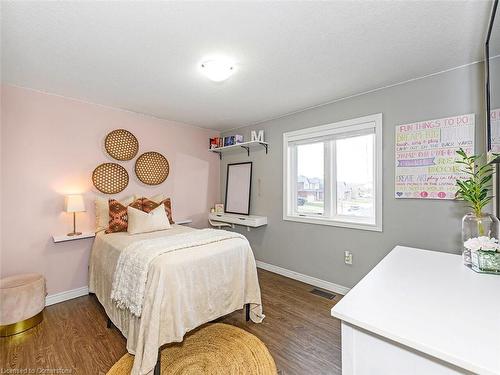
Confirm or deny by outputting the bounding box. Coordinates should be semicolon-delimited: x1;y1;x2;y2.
331;246;500;375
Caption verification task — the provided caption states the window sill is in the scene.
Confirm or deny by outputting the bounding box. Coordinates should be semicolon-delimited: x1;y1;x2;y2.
283;214;382;232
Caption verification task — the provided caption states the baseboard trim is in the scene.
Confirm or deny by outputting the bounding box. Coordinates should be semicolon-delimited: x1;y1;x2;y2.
46;286;89;306
256;260;351;295
44;263;350;306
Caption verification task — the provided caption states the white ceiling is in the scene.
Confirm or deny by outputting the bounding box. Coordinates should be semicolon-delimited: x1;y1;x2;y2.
1;1;493;130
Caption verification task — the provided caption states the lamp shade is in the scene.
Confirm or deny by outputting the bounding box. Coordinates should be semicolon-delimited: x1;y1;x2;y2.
64;195;85;213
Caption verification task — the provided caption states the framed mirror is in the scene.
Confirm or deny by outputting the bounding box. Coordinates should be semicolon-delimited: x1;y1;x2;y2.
486;0;499;161
225;162;252;215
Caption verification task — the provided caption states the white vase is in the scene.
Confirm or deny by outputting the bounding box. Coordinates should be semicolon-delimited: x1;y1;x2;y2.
461;212;500;266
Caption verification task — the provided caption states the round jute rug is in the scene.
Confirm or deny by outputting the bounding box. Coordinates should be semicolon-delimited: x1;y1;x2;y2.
106;323;277;375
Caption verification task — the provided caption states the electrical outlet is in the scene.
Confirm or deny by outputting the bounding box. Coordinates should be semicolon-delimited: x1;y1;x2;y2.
344;250;353;265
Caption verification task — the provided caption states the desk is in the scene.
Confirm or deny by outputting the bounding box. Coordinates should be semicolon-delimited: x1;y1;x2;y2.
208;213;267;230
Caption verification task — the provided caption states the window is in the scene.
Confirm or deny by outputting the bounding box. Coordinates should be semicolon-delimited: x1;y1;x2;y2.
283;114;382;231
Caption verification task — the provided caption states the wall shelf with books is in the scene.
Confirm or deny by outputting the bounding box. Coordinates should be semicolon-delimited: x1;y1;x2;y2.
209;140;269;160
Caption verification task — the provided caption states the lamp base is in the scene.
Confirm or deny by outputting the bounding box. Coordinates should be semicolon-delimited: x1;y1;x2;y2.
68;212;82;237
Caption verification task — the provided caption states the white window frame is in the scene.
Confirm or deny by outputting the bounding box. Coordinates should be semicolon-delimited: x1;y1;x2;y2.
283;113;383;232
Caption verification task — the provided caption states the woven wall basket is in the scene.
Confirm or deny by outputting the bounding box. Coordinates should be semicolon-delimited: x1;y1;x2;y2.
135;151;170;185
105;129;139;161
92;163;129;194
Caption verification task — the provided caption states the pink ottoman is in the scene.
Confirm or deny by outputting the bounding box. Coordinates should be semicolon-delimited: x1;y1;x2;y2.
0;273;46;336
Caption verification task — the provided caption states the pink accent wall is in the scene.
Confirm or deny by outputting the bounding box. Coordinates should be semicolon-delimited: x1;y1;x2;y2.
0;85;220;295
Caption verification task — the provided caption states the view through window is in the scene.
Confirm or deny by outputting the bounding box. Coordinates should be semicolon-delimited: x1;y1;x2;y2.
284;114;382;231
336;134;374;218
296;142;324;215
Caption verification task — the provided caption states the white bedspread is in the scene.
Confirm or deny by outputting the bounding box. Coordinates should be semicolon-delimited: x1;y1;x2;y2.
111;229;246;317
88;225;264;375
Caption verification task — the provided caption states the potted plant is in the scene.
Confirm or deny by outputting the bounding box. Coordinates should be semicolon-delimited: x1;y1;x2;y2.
455;148;500;271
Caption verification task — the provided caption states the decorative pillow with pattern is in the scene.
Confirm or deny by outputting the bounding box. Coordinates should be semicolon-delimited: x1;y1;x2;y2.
106;198;143;233
95;195;135;232
140;197;174;224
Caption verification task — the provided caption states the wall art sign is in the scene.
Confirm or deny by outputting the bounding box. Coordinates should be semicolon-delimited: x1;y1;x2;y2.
489;108;500;153
395;113;475;200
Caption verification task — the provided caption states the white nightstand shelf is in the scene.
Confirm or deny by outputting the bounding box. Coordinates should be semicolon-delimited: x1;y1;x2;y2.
175;219;193;225
53;232;95;243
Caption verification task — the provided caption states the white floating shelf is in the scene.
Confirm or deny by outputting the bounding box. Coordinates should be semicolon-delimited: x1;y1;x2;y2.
209;141;268;160
175;219;193;225
53;232;95;243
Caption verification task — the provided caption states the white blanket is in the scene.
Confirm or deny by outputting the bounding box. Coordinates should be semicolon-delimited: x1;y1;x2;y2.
111;228;245;317
89;226;264;375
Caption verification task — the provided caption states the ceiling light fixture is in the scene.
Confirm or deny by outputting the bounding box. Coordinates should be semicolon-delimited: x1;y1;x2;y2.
200;59;235;82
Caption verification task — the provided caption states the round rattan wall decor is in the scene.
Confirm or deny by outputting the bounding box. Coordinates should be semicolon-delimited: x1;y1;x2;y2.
135;151;170;185
92;163;129;194
104;129;139;161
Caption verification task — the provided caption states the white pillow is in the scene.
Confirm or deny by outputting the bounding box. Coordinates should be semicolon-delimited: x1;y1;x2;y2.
127;205;171;235
95;195;135;232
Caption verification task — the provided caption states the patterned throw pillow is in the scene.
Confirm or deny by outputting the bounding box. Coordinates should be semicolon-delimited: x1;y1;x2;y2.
105;198;143;233
95;195;135;232
141;197;174;224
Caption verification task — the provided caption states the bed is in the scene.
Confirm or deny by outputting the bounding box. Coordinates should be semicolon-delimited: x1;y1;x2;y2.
89;224;264;375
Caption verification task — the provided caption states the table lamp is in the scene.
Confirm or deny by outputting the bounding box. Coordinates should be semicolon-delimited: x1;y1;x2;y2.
64;195;86;236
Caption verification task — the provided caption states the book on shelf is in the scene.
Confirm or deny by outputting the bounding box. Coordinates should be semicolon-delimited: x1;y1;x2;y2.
224;136;235;147
209;135;244;149
209;137;219;149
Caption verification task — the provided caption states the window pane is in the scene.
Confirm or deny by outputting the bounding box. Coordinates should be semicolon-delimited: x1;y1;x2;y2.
296;142;324;214
336;134;374;219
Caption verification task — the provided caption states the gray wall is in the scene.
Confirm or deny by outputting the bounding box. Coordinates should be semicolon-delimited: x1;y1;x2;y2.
221;63;486;288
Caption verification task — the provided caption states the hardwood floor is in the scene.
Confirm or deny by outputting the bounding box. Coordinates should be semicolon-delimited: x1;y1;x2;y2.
0;269;342;374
